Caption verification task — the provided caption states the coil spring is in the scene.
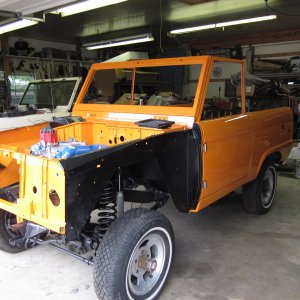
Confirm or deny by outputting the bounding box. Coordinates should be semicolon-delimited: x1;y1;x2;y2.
96;183;117;240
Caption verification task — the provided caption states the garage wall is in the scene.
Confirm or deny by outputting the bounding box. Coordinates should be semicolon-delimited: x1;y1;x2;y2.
8;36;98;60
250;40;300;57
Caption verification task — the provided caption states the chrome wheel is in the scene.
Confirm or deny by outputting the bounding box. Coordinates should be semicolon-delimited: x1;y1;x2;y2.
93;209;174;300
242;161;277;215
261;166;276;208
126;227;172;299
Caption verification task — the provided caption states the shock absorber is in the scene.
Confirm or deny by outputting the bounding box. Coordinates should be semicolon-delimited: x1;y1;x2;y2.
96;183;117;240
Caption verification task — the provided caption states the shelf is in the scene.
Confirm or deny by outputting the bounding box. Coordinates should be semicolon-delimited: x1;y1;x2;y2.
4;55;95;64
253;72;300;80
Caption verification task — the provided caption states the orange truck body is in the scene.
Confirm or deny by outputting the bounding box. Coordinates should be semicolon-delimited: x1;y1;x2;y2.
0;56;293;234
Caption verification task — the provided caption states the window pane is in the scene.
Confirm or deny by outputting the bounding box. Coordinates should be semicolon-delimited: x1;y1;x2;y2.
8;75;34;107
19;80;78;108
202;62;242;120
83;64;202;107
246;79;290;112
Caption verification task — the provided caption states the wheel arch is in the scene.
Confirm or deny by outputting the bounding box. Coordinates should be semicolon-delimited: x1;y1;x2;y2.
61;125;202;240
253;150;281;181
242;153;278;215
118;124;202;213
266;151;282;164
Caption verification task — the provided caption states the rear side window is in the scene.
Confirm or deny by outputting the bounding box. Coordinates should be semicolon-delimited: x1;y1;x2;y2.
202;61;242;120
245;79;290;112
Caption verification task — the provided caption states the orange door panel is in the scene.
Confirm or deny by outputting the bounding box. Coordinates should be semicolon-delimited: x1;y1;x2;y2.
197;114;252;206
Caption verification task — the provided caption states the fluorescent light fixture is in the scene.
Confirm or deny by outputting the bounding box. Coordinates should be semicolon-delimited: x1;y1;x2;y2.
170;24;215;35
170;14;277;35
288;81;294;85
53;0;127;17
216;15;277;27
0;19;38;34
84;33;154;50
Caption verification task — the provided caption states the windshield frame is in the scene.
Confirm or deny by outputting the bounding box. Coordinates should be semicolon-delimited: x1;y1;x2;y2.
18;77;82;111
73;56;211;118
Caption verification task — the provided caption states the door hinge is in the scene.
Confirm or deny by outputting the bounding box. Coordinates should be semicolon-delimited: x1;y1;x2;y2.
202;180;207;189
202;143;207;152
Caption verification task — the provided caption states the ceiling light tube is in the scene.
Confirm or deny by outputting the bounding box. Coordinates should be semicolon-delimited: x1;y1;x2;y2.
84;33;155;50
0;19;38;34
53;0;127;17
216;15;277;27
170;24;216;35
170;14;277;35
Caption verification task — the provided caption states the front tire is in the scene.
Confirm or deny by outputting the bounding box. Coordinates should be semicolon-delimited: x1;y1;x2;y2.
93;208;174;300
0;208;25;253
242;160;277;215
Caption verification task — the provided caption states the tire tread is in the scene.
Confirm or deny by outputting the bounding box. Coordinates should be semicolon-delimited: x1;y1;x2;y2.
242;160;277;215
93;208;173;300
0;209;25;253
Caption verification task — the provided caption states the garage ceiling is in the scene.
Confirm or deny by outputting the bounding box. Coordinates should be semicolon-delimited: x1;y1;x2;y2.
0;0;300;51
0;0;76;16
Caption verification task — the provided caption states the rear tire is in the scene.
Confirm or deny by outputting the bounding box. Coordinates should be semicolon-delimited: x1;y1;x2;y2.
242;160;277;215
0;208;25;253
93;208;174;300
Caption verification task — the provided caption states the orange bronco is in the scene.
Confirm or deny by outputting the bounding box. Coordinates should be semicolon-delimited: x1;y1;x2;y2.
0;56;293;300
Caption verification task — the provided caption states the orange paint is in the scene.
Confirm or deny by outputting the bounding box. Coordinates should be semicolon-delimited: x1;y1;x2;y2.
0;56;293;230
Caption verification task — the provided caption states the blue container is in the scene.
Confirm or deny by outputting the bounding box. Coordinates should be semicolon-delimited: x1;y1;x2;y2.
56;145;101;159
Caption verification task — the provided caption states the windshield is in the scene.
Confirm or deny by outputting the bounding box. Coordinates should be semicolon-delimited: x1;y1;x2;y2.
19;80;78;108
83;64;202;108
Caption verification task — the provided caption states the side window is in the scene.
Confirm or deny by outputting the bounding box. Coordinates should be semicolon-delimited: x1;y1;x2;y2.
202;61;242;120
8;75;34;107
246;80;290;112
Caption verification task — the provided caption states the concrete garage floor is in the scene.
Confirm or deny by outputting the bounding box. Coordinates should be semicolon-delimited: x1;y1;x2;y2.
0;174;299;300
